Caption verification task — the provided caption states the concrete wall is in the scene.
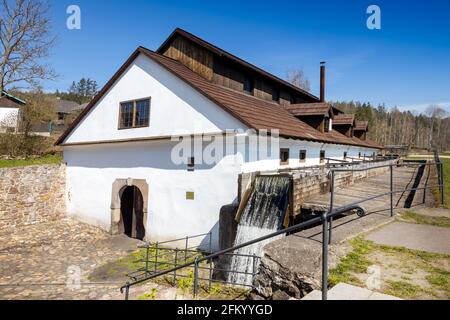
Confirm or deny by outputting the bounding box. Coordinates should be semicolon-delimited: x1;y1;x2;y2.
240;160;394;215
0;164;66;229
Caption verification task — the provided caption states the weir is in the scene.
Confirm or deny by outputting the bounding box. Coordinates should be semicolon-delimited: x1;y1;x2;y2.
227;175;291;286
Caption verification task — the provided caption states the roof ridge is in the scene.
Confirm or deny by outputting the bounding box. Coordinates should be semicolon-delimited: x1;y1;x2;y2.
156;28;319;101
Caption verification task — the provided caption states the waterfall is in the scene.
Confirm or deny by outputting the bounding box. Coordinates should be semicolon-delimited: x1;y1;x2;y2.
227;175;291;286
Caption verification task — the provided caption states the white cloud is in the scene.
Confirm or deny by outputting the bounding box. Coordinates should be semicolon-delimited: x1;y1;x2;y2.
397;101;450;114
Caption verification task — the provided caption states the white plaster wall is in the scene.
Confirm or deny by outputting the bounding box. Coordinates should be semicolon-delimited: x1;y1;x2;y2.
64;139;244;250
64;54;246;144
0;107;19;128
241;136;378;173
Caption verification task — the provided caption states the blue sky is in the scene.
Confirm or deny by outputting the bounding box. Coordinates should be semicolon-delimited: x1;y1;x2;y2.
45;0;450;113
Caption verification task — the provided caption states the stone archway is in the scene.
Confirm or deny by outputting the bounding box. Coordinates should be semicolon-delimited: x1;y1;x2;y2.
110;178;149;239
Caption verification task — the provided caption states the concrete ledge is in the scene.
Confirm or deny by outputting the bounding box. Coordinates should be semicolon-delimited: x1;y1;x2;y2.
301;283;401;300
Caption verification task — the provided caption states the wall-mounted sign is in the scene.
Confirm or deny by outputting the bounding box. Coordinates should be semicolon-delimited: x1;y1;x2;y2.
186;192;195;200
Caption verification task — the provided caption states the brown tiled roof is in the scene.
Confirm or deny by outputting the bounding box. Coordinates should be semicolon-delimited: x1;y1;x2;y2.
56;48;382;150
286;103;332;117
333;114;355;125
354;120;369;131
156;28;318;102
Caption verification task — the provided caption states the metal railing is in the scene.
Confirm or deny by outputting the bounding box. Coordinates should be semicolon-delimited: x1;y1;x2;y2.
120;157;445;300
125;232;261;294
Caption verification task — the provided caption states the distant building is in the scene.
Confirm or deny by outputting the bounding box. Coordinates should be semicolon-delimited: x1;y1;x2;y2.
0;91;26;133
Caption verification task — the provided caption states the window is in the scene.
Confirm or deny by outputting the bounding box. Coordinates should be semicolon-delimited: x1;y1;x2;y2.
243;77;254;94
299;150;307;163
187;157;195;171
324;118;330;132
272;88;280;102
320;150;326;163
280;148;289;165
119;98;150;129
343;152;347;160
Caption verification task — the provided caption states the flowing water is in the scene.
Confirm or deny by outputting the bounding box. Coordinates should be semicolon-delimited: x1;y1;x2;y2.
227;175;291;286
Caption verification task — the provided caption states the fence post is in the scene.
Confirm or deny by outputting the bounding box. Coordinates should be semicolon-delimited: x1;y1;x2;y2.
185;236;189;263
173;248;178;284
208;233;213;292
125;285;130;300
328;171;334;244
440;162;445;205
322;212;329;301
154;242;159;272
193;257;199;297
252;254;257;284
145;242;149;275
390;164;394;217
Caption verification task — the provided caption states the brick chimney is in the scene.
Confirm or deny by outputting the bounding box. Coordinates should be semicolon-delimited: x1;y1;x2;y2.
320;62;326;102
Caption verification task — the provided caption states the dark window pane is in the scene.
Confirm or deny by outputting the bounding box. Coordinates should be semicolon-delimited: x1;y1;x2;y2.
280;148;289;165
120;102;134;128
135;99;150;127
320;150;325;163
244;77;254;93
300;150;307;161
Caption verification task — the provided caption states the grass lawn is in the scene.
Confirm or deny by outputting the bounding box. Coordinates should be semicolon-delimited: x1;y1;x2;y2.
398;211;450;228
329;237;450;299
0;153;62;168
441;158;450;209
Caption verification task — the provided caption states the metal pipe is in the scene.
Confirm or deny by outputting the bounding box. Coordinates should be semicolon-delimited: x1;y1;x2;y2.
154;242;159;272
390;165;394;217
322;212;329;300
328;170;334;244
174;248;178;284
193;258;199;297
439;161;445;205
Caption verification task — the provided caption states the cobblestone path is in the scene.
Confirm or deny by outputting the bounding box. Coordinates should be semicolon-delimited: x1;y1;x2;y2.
0;218;143;300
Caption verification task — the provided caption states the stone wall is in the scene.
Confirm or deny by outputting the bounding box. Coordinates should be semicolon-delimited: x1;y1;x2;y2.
0;164;66;229
239;160;395;215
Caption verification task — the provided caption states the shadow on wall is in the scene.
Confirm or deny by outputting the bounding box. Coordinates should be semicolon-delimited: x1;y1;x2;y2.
63;139;241;171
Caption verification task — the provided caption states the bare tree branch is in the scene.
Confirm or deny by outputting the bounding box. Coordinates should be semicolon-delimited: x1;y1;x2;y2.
0;0;57;93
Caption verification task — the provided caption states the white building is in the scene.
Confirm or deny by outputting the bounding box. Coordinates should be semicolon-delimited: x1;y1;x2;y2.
0;91;25;132
56;29;381;249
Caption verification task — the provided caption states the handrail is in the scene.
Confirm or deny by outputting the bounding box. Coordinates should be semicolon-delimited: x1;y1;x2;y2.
120;203;366;299
120;158;444;300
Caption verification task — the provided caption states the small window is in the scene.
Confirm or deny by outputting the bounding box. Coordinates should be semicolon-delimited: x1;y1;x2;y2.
299;150;307;162
343;152;347;160
320;150;326;163
280;148;289;165
188;157;195;171
272;88;280;102
119;98;151;129
243;77;254;94
324;118;330;133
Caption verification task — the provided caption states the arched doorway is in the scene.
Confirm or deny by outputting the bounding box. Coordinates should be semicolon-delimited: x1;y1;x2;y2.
120;186;146;240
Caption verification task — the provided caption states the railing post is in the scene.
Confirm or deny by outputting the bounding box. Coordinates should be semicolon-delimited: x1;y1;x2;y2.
193;257;199;297
125;285;130;300
154;242;159;272
390;164;394;217
322;212;329;301
145;242;149;275
173;248;178;284
185;236;189;263
208;233;213;292
440;162;444;205
252;254;257;285
328;170;334;244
